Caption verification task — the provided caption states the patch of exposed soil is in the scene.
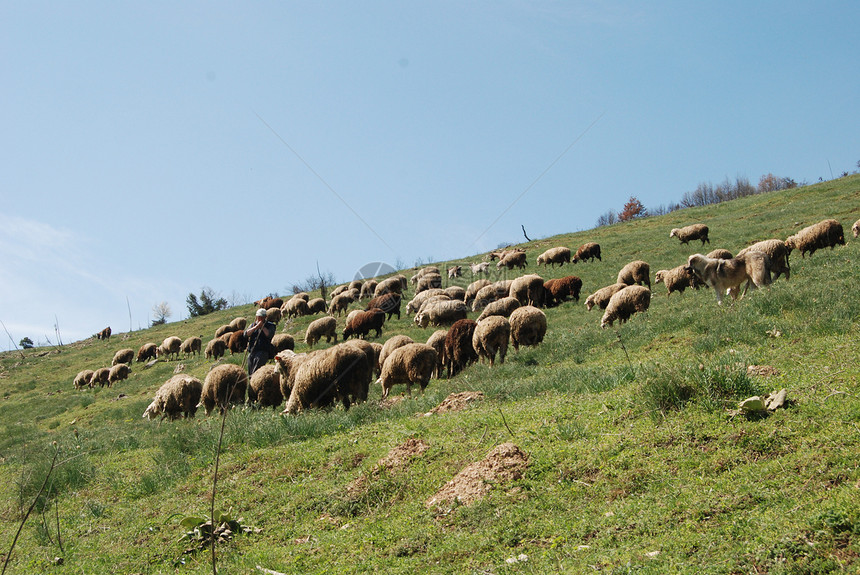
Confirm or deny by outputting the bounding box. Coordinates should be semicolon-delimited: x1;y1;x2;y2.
426;442;529;508
747;365;780;377
347;438;430;495
424;391;485;415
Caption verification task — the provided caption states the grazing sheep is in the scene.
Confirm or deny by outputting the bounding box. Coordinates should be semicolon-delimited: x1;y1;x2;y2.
283;344;371;413
284;297;311;318
406;289;446;315
737;239;791;280
227;330;248;355
248;364;283;409
536;246;571;268
229;317;247;331
447;265;462;279
705;248;733;260
509;306;547;351
415;273;443;294
473;316;511;366
349;280;363;291
330;284;349;297
670;223;710;245
476;296;521;322
426;329;448;379
585;283;628;311
307;297;327;315
471;284;502;311
266;307;282;325
157;336;182;361
108;363;130;386
379;335;415;371
73;369;94;390
374;276;405;297
343;309;386;339
142;375;203;420
328;292;354;316
305;316;338;347
654;265;703;298
853;219;860;239
600;285;651;328
366;293;402;320
204;338;227;360
96;326;112;340
215;324;237;338
444;319;478;378
377;343;438;399
617;260;651;289
509;274;545;307
464;278;491;304
271;333;295;354
572;242;602;263
180;336;202;358
369;342;383;377
785;219;845;257
111;348;134;366
199;363;248;415
414;299;469;328
91;367;110;387
444;286;466;301
359;280;378;300
496;250;527;270
218;331;234;345
137;343;158;363
342;339;377;403
470;262;490;275
273;350;310;402
543;276;583;306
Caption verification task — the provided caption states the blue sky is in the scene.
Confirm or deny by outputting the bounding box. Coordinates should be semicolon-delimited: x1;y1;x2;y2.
1;1;857;348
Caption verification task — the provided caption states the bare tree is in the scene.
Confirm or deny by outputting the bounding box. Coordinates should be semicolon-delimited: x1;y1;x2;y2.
151;301;172;326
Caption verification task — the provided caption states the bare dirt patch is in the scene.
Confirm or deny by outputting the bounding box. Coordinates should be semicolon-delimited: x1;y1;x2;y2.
347;438;430;495
426;442;529;508
424;391;485;415
747;365;780;377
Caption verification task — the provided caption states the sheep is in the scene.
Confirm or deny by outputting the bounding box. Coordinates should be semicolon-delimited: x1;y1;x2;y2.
218;331;234;345
91;367;110;387
509;306;547;351
379;335;415;370
536;246;571;268
342;339;377;403
273;350;311;402
227;330;248;355
543;276;583;307
410;267;440;284
737;239;791;280
585;283;628;311
215;324;237;338
447;265;462;279
283;344;371;413
73;369;94;390
444;319;478;377
670;223;710;245
204;338;227;360
137;343;158;363
444;286;466;301
305;316;338;347
307;298;327;315
705;248;733;260
96;326;111;340
180;336;202;358
229;317;247;331
415;273;443;294
266;307;282;325
343;309;386;340
330;284;349;297
476;296;521;322
111;348;134;366
425;329;448;379
600;285;651;328
617;260;651;288
654;265;703;298
293;292;310;301
283;297;311;318
377;343;438;399
488;247;525;262
108;363;130;386
365;293;401;320
469;262;490;275
374;276;405;297
473;316;511;366
464;279;491;307
328;293;354;316
509;274;545;307
853;218;860;239
199;363;248;415
349;280;363;291
143;375;203;420
414;299;469;328
255;296;284;310
496;250;527;270
248;364;283;409
785;219;845;257
271;333;295;354
359;280;378;300
406;289;446;315
157;336;182;361
471;283;503;311
572;242;602;263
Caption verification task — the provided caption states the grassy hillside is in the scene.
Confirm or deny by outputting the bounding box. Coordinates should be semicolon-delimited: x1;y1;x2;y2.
1;176;859;574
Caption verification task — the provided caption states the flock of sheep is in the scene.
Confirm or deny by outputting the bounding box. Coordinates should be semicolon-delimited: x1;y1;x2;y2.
73;216;856;421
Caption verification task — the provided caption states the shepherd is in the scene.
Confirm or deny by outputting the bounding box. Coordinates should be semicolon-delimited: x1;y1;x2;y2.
244;308;276;377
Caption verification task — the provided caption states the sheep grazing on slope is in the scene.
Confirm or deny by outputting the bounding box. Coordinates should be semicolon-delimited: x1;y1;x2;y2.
256;296;284;310
96;326;112;340
112;348;134;366
73;369;94;390
283;344;371;413
374;276;405;298
415;273;443;294
204;338;227;360
543;276;583;307
306;316;338;347
377;343;438;399
366;293;402;320
737;239;791;280
470;262;490;275
509;306;547;351
349;280;363;291
853;219;860;239
410;267;440;284
600;285;651;328
91;367;110;387
472;316;511;366
215;324;237;338
143;375;203;421
306;298;327;315
199;363;248;415
476;296;521;322
670;223;710;245
706;248;733;260
180;336;202;358
137;343;158;363
108;363;130;386
283;297;311;319
496;250;528;270
274;350;310;401
406;289;446;315
536;246;571;268
359;280;378;300
157;336;182;361
447;265;462;279
379;335;415;371
444;319;478;378
654;265;703;298
227;331;248;355
330;284;349;297
343;339;377;403
229;317;247;331
414;299;469;328
509;274;545;308
248;364;283;409
464;279;491;307
585;283;627;311
572;242;602;263
343;309;386;340
444;285;466;301
271;333;295;354
617;260;651;289
785;219;845;257
328;293;355;316
266;307;282;325
425;329;448;379
471;281;511;311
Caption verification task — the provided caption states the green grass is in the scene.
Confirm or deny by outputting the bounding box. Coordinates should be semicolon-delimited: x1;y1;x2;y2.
1;176;860;573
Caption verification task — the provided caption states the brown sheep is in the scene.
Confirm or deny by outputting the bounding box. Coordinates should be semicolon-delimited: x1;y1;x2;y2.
543;276;583;306
305;316;338;347
509;306;547;351
96;326;111;340
137;343;158;363
737;239;791;280
617;260;651;289
366;293;402;320
343;309;386;340
204;338;227;360
377;343;438;399
248;364;283;409
143;375;203;420
669;223;710;245
572;242;601;263
199;363;248;415
472;316;510;366
444;319;478;378
785;219;845;257
600;286;651;328
227;330;248;355
111;348;134;366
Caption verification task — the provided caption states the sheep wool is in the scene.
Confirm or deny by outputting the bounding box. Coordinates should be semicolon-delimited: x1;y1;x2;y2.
414;299;469;328
204;338;227;360
473;316;511;366
669;223;710;245
377;343;438;399
654;265;702;298
143;375;203;421
425;329;448;379
73;369;94;390
785;219;845;258
509;306;547;351
157;336;182;361
600;285;651;328
543;276;583;306
379;335;415;371
199;363;248;415
509;274;545;308
616;260;651;289
180;336;202;358
444;319;478;378
137;343;158;363
585;283;628;311
573;242;601;263
248;364;283;409
476;296;521;322
536;246;571;268
305;316;338;347
283;344;371;414
108;364;130;386
111;348;134;366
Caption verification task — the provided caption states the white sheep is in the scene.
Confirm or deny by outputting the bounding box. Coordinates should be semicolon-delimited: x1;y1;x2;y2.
536;246;571;268
111;348;134;366
785;219;845;257
143;375;203;420
157;336;182;361
305;316;338;347
414;299;469;328
669;223;710;245
600;285;651;328
509;306;547;351
476;296;521;322
472;316;511;366
585;283;628;311
616;260;651;288
377;343;438;399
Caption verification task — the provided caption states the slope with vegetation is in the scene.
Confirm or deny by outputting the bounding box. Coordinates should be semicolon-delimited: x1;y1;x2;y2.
1;176;859;574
